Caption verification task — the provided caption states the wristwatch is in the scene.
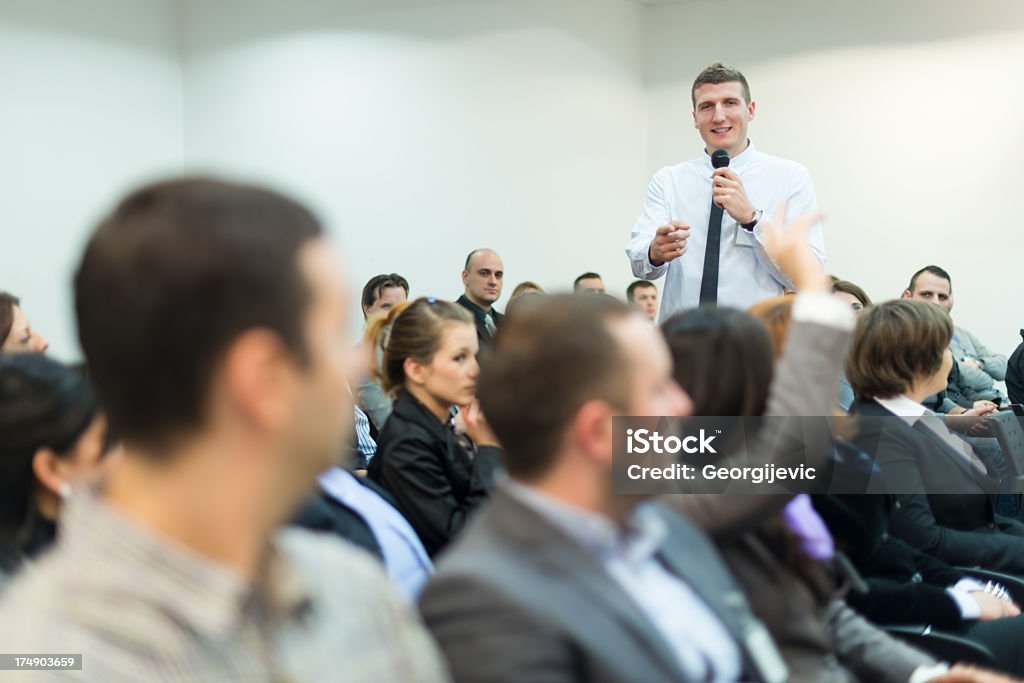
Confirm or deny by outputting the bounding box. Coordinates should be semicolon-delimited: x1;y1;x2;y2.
741;208;763;231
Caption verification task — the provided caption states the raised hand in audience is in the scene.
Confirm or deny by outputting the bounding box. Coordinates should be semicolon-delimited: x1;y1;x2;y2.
758;204;829;294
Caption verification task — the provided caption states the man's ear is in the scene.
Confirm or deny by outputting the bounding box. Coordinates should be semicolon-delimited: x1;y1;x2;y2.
461;270;470;287
32;447;66;497
746;100;756;121
571;399;615;466
221;329;296;433
901;290;912;299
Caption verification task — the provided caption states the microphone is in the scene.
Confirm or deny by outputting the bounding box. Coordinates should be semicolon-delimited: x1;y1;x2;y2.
699;149;730;305
711;148;730;169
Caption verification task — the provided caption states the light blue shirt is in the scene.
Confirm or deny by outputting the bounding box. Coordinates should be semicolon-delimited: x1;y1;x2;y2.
318;468;433;601
627;141;825;318
504;480;742;683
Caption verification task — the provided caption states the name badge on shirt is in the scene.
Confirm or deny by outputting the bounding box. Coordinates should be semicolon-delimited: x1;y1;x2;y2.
733;225;755;248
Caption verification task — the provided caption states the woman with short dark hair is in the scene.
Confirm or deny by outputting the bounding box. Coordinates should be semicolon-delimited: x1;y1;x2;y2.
847;299;1024;577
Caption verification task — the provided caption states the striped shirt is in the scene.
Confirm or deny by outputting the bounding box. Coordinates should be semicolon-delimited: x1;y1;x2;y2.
0;493;450;682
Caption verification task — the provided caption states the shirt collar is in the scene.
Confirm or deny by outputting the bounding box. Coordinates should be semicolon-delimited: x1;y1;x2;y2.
702;139;757;171
457;294;491;318
874;394;929;424
502;480;666;566
60;492;313;639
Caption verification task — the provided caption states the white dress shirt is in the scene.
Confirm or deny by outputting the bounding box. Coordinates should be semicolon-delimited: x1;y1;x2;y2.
626;141;825;317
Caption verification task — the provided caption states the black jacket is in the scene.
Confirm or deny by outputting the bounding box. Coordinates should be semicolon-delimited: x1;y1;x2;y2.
813;494;967;628
368;391;502;557
456;295;503;349
851;398;1024;573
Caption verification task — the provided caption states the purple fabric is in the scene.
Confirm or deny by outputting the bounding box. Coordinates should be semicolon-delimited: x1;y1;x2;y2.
781;494;834;561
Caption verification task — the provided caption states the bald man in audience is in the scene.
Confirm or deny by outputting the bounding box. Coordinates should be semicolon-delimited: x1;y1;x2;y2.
0;179;449;682
457;248;504;348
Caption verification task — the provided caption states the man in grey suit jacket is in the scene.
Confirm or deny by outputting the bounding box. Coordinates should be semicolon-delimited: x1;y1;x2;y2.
419;293;788;683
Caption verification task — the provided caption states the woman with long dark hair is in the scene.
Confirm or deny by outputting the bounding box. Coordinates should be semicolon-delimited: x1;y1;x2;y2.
0;354;112;583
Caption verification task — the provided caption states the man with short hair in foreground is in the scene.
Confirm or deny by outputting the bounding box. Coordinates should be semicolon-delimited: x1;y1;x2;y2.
0;179;449;682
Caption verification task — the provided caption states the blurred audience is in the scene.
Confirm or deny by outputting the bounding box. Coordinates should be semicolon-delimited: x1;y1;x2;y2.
0;354;114;586
0;292;49;353
627;279;659;323
356;273;410;430
509;280;544;301
573;271;605;294
0;179;449;682
832;280;872;317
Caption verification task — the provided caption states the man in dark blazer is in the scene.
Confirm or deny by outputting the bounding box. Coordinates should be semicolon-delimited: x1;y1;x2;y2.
419;294;789;683
456;248;504;348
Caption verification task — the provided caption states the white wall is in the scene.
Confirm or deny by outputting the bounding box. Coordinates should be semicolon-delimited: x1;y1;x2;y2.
6;0;1023;357
180;0;648;324
645;0;1024;354
0;0;184;360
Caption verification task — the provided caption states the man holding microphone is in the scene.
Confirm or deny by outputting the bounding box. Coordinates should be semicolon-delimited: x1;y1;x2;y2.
626;63;825;316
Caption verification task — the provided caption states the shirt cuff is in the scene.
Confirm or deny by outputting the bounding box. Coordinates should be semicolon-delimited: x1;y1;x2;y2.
946;584;982;620
908;663;950;683
791;292;855;331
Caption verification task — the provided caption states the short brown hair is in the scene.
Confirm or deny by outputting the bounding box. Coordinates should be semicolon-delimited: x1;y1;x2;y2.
74;178;322;449
847;299;953;400
367;297;474;395
692;62;751;108
361;273;409;315
509;281;544;301
747;295;794;359
0;292;19;347
832;280;872;308
478;295;632;480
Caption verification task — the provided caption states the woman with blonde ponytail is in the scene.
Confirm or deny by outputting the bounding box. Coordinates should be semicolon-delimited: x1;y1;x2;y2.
367;297;502;557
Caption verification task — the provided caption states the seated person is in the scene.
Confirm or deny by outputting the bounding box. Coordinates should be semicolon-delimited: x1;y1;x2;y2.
903;266;1008;404
846;299;1024;574
0;354;114;585
356;273;409;430
814;493;1024;676
294;464;433;602
367;298;502;557
832;279;872;317
1007;329;1023;406
0;292;49;353
627;280;659;323
420;294;788;683
663;303;948;682
573;271;605;294
457;249;504;348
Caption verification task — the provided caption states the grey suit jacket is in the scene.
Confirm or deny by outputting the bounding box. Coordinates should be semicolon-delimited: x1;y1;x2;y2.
419;487;784;683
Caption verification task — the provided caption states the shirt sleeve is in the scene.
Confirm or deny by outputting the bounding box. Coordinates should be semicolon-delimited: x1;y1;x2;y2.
750;165;825;290
626;168;671;280
792;292;855;331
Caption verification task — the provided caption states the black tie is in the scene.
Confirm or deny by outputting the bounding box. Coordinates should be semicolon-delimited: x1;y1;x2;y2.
699;202;725;306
